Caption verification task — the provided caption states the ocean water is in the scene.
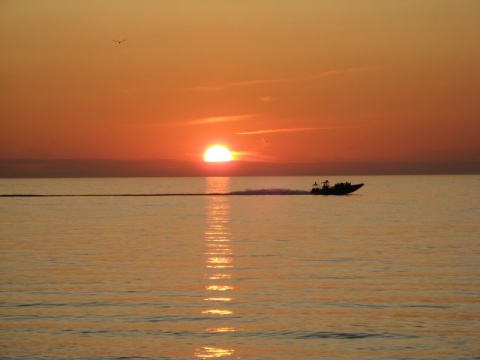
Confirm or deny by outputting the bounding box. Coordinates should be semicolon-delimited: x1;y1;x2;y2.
0;175;479;360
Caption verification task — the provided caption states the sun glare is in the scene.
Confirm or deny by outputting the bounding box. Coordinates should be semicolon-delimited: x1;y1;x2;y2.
204;145;232;162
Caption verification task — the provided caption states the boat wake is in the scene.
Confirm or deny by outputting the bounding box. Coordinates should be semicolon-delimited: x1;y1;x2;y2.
1;189;310;197
229;188;310;195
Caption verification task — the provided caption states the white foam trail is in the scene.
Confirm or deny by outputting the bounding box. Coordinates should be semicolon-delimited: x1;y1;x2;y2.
1;189;311;197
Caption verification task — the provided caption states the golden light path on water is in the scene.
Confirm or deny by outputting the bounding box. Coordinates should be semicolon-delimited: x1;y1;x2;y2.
194;177;237;359
195;346;235;359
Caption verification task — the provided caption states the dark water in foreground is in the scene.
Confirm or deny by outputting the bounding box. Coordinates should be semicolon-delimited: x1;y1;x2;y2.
1;176;479;359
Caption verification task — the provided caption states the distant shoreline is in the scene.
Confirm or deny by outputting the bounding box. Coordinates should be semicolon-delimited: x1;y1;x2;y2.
1;158;479;178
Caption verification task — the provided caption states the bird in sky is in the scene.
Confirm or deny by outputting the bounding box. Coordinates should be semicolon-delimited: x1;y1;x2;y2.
113;39;126;44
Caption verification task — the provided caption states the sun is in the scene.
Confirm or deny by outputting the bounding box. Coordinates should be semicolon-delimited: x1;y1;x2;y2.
204;145;232;162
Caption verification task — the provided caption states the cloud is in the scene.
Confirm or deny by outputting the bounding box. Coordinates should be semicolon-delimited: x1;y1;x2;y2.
310;66;377;80
116;87;144;95
189;79;285;92
170;114;258;127
232;151;277;162
237;126;360;135
190;67;376;92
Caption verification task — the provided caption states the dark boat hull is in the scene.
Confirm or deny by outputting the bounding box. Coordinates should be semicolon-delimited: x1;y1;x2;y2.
311;183;364;195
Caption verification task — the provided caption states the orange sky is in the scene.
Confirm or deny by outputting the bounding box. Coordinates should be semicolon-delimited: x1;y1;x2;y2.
1;1;479;176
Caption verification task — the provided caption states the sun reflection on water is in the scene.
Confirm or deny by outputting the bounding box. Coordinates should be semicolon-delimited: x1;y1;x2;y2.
195;346;235;359
201;309;233;315
209;274;232;280
198;177;238;358
206;285;234;291
207;257;232;263
205;327;238;333
204;297;232;302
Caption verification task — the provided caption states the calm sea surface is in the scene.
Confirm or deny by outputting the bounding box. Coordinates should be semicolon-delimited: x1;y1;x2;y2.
1;176;479;359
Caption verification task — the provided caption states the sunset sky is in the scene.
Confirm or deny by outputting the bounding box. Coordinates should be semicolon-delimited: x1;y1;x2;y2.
1;1;479;176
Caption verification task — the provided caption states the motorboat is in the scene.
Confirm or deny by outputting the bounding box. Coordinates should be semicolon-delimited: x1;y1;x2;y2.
311;180;364;195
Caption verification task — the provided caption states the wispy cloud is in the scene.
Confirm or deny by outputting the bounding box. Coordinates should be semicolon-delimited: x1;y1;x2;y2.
259;96;273;102
190;79;285;92
232;151;277;162
310;66;376;79
169;114;258;127
115;86;144;95
237;126;360;135
190;67;376;92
